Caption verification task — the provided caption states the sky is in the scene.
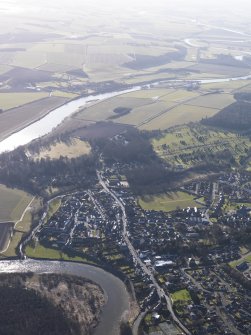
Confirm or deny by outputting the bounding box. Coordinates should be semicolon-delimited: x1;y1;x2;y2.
1;0;251;33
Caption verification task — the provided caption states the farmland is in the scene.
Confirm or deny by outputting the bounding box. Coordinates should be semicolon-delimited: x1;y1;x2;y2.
72;84;240;132
0;184;32;222
0;96;68;142
0;1;249;144
138;191;201;212
0;92;49;111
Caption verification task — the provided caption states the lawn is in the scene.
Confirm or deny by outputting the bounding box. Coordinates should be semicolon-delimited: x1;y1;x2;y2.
0;184;32;222
138;191;200;212
171;289;191;302
230;255;251;268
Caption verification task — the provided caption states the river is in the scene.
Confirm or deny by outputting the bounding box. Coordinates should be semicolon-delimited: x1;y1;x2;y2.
0;75;251;154
0;259;130;335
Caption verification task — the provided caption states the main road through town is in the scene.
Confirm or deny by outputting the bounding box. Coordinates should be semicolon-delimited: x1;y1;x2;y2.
97;171;191;335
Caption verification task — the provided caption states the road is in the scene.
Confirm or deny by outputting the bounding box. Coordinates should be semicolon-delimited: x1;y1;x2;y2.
97;171;191;335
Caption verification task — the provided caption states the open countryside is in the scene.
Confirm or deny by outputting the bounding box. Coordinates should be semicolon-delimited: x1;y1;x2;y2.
0;1;250;335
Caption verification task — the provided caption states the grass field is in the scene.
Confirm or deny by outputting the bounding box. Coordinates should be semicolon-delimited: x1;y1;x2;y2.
25;242;96;264
171;289;192;302
185;93;235;109
1;211;31;257
74;87;233;131
160;89;200;103
140;104;219;130
0;197;41;258
115;101;175;126
122;89;174;99
0;92;49;110
75;96;153;122
44;198;62;223
138;191;200;212
51;90;79;99
0;184;32;222
36;139;91;160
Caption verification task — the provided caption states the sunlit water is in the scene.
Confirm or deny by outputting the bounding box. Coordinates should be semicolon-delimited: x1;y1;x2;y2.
0;259;129;335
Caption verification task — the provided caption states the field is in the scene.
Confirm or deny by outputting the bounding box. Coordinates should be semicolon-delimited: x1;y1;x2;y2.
0;184;32;222
0;222;13;252
140;104;219;130
0;185;34;256
35;138;91;160
0;3;249;144
0;92;49;110
188;63;249;77
25;242;96;264
75;96;154;122
200;80;251;92
185;93;235;109
152;124;251;169
73;86;236;132
138;191;200;212
0;96;68;142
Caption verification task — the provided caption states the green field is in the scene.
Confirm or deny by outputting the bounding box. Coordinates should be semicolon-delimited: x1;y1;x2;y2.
138;191;200;212
0;185;32;222
25;242;96;265
171;289;192;302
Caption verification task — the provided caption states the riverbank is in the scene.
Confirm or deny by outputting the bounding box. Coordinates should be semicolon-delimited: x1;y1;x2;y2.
0;272;105;335
1;74;251;154
0;259;130;335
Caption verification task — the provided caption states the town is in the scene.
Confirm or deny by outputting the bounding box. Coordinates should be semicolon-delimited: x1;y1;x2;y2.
25;167;251;335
